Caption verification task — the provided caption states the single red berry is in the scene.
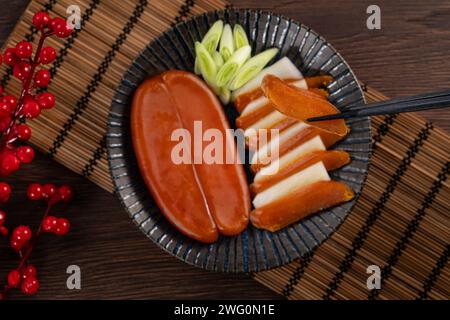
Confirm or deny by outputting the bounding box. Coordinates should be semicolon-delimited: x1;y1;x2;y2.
54;218;70;236
49;17;66;32
7;270;21;288
0;100;11;117
34;69;51;87
32;11;50;29
16;145;35;164
39;47;56;64
13;62;31;81
58;185;73;202
27;183;42;200
15;124;31;141
21;98;41;119
21;276;39;295
10;240;21;251
36;92;55;109
4;48;18;66
15;41;33;59
42;215;58;233
0;226;8;236
42;183;57;200
0;182;11;202
0;150;20;177
50;17;73;38
0;116;11;133
1;95;17;109
22;264;37;280
62;25;73;38
0;210;5;225
12;225;31;243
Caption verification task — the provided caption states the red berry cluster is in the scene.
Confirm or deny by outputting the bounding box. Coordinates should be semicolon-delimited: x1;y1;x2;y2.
0;11;72;178
10;225;32;251
0;11;74;300
7;264;39;296
0;182;11;236
27;183;73;203
1;183;73;297
28;183;73;236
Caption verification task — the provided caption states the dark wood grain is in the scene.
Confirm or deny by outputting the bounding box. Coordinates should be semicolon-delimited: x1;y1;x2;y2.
1;153;283;300
236;0;450;131
0;0;449;299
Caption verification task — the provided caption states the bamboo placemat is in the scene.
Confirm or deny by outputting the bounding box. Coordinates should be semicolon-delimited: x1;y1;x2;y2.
1;0;448;299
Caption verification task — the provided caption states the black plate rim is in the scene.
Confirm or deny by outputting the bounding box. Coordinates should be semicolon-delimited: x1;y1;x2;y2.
106;8;372;273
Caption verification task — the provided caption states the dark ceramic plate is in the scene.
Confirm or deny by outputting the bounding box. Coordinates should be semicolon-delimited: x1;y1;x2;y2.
107;9;371;272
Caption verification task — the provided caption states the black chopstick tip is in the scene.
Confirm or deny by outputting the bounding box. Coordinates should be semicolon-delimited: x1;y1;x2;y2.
307;113;348;122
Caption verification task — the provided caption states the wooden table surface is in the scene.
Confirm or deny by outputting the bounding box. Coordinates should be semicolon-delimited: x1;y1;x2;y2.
0;0;449;299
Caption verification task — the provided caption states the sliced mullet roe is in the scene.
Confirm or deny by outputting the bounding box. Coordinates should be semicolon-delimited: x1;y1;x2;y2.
251;150;350;194
261;75;349;137
250;180;355;232
235;76;331;114
236;102;274;129
250;124;346;173
308;88;329;99
234;86;265;113
305;75;333;88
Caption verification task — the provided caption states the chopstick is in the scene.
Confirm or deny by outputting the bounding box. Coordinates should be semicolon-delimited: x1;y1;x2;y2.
307;89;450;122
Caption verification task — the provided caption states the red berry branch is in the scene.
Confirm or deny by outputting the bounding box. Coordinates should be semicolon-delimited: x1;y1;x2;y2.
0;11;75;299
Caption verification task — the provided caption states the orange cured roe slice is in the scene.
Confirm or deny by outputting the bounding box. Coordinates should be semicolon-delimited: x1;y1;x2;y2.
250;180;355;232
261;75;349;137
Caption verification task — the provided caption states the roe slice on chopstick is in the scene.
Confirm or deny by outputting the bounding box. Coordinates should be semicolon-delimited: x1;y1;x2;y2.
236;80;325;129
262;74;349;137
250;180;355;232
235;75;330;113
236;78;306;114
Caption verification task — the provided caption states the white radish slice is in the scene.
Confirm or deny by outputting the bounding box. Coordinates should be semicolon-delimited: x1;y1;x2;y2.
231;57;303;101
253;161;330;208
239;78;308;116
241;96;267;116
250;121;309;165
243;111;288;140
255;135;326;181
291;78;308;89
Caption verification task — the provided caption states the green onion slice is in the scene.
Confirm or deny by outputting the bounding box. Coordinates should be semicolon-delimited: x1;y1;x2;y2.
215;45;251;87
228;47;279;90
195;42;218;91
202;20;224;53
219;87;231;105
212;51;224;69
219;24;234;61
194;58;201;75
233;24;249;50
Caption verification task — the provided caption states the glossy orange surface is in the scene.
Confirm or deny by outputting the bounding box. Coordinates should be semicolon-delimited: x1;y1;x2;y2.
305;75;333;88
262;75;349;137
236;103;274;129
250;180;355;232
131;70;251;243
